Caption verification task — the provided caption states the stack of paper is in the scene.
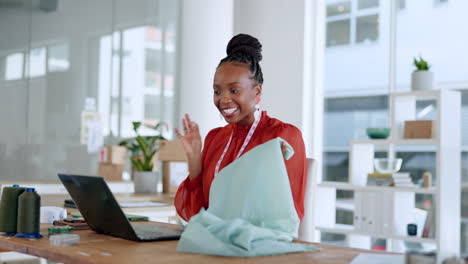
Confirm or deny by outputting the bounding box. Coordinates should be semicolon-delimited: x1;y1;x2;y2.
392;173;415;187
366;172;415;187
367;173;393;186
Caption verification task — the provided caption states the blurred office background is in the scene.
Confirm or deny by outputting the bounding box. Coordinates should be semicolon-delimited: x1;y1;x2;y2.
1;0;468;254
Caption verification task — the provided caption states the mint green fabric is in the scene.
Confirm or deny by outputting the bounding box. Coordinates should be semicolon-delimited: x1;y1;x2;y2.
177;137;319;257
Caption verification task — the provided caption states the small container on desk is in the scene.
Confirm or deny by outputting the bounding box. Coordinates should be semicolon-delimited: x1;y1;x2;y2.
49;234;80;246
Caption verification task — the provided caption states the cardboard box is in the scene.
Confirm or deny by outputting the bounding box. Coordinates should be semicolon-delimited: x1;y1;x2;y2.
404;120;434;139
98;163;125;181
158;140;187;193
99;146;127;165
158;140;186;161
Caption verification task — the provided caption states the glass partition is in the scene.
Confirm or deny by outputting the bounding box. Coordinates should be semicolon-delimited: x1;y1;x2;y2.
0;0;180;181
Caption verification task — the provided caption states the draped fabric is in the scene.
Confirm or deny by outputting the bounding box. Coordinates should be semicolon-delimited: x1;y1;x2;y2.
174;111;307;221
176;138;319;257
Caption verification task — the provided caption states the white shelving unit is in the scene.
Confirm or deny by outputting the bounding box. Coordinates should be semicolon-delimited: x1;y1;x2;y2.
318;182;437;194
312;90;461;263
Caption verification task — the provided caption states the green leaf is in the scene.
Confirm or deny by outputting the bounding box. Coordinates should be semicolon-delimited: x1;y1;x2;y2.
135;136;149;157
132;122;141;133
413;56;431;71
143;162;153;171
144;150;156;167
152;123;161;130
131;159;145;171
148;136;159;151
129;143;139;152
119;121;167;172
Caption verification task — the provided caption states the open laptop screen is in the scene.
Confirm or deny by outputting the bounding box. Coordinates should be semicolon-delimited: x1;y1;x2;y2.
58;174;138;240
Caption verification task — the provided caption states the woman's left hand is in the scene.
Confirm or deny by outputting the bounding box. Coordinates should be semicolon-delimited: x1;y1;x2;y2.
281;141;287;158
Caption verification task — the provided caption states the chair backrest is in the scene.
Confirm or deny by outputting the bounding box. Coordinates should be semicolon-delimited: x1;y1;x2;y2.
298;158;316;242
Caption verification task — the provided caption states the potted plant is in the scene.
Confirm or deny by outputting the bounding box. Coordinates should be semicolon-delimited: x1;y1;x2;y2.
411;56;434;91
119;121;166;193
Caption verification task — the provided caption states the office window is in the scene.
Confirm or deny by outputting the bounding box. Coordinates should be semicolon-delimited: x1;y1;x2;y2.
144;94;161;121
145;48;161;88
327;1;351;16
356;15;379;43
145;72;161;89
28;47;46;78
145;49;161;73
48;43;70;72
324;96;388;168
326;0;379;47
5;53;24;80
98;25;176;138
327;20;351;46
358;0;378;9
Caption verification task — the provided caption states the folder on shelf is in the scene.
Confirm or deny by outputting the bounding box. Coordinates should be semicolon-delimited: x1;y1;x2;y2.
422;205;435;238
380;192;393;236
354;191;363;232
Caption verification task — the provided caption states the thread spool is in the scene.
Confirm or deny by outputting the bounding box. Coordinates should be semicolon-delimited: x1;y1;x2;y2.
0;185;25;235
15;188;42;238
423;172;432;188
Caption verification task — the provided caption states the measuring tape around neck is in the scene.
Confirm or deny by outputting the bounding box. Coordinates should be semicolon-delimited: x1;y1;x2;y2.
214;113;262;177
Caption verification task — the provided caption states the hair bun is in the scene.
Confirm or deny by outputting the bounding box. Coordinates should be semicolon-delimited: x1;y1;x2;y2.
226;34;262;62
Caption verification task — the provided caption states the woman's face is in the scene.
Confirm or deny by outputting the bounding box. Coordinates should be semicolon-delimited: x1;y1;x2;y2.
213;62;261;126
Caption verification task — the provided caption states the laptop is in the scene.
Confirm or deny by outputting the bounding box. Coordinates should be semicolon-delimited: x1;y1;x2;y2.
57;173;181;242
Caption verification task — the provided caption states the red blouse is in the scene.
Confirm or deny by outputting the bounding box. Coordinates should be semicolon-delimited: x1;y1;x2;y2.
174;111;307;221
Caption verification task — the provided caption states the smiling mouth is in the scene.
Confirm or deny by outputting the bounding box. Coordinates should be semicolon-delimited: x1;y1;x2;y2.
221;107;239;117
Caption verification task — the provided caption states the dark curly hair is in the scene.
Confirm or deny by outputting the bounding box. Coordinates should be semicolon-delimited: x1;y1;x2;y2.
217;34;264;85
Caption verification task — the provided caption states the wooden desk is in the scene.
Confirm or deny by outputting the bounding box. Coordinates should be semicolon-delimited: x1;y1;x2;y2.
0;223;378;264
0;194;383;263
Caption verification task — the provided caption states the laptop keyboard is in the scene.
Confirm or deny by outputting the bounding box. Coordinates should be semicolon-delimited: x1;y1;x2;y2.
131;224;181;240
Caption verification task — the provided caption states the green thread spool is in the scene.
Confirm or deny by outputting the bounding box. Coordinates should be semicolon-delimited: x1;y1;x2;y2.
17;188;41;235
0;185;25;234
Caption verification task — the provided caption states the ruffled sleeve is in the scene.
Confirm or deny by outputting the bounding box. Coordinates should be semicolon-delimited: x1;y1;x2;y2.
277;125;307;220
174;129;218;221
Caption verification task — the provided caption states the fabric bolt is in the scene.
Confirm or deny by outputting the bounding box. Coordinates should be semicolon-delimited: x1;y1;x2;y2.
176;138;319;257
175;111;307;222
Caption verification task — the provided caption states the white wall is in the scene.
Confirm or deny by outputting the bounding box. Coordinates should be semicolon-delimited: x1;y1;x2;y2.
234;0;307;129
233;0;325;158
177;0;233;138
